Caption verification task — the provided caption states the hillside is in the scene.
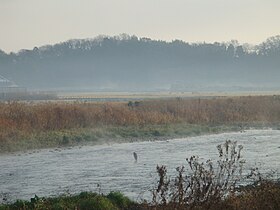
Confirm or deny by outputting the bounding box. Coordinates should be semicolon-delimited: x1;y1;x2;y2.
0;34;280;91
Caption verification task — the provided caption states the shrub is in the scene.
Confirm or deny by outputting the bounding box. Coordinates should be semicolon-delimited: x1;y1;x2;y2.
78;195;118;210
152;140;245;209
107;191;133;209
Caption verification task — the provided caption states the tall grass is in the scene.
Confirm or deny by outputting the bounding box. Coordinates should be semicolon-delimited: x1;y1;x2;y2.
1;95;280;151
1;96;280;131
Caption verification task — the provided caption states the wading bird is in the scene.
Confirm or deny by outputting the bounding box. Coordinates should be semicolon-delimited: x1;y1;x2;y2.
133;152;138;162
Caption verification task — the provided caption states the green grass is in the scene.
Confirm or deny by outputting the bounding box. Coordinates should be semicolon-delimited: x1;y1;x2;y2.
0;192;134;210
1;122;280;153
1;182;279;210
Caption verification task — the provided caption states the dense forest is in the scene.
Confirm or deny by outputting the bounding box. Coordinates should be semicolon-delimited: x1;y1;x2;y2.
0;34;279;91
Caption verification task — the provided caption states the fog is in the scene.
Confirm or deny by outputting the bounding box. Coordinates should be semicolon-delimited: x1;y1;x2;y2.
0;35;280;92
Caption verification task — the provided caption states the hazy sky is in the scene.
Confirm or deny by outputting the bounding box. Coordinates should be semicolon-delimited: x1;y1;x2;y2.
1;0;280;52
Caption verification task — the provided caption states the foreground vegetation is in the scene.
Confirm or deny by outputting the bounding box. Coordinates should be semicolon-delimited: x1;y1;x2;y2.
146;140;280;210
1;182;280;210
143;181;280;210
0;191;134;210
1;141;280;210
1;95;280;152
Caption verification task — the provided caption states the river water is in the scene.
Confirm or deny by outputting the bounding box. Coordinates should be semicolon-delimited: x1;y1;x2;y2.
0;129;280;202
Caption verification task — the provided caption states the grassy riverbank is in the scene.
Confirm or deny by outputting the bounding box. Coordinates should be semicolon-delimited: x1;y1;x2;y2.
0;192;134;210
1;179;279;210
3;122;279;153
1;95;280;153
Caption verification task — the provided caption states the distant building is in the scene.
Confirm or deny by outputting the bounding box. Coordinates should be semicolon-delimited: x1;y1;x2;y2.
0;75;14;87
0;75;27;100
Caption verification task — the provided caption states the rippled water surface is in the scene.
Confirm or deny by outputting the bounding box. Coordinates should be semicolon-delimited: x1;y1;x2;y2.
1;129;280;202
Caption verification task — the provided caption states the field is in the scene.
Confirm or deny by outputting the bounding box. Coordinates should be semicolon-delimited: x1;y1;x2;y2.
1;94;280;152
57;90;280;101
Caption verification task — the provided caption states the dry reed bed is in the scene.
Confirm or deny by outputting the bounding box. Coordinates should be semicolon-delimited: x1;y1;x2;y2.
1;95;280;148
1;96;280;134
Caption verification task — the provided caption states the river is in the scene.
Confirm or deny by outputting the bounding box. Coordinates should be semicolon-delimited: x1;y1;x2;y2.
0;129;280;203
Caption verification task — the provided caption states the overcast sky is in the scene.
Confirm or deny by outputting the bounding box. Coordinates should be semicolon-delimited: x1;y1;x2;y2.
1;0;280;53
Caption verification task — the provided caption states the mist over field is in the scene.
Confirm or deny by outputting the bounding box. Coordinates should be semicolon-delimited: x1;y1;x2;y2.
1;34;280;92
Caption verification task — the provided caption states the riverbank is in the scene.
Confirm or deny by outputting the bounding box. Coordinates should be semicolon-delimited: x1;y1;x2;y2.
2;122;280;153
1;181;279;210
1;95;280;153
0;191;134;210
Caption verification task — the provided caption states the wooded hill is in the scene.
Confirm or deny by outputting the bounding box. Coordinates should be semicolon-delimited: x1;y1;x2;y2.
0;34;279;91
